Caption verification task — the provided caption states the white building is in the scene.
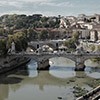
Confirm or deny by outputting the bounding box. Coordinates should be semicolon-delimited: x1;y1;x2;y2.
94;14;100;23
80;29;90;39
84;23;94;29
60;17;69;28
66;16;76;23
90;30;98;41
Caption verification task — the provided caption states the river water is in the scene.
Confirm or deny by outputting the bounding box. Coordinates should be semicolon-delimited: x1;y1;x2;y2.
0;57;100;100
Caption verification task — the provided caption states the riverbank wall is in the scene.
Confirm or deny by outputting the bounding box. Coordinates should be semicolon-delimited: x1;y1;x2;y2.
76;85;100;100
0;56;30;74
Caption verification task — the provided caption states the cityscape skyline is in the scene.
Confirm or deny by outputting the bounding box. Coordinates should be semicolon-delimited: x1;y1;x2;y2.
0;0;100;16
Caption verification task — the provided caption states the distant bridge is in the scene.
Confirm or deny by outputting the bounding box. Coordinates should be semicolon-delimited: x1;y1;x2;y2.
28;40;66;50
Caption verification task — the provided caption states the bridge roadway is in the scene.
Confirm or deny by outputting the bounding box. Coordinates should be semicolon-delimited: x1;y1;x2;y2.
9;52;100;71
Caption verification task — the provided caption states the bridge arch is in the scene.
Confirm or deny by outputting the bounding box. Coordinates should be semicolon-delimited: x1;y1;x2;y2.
49;56;75;67
84;58;100;70
27;45;37;51
26;55;76;71
41;43;56;50
81;56;100;67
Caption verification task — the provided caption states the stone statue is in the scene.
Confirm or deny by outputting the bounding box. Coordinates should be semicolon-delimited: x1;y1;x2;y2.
11;42;15;53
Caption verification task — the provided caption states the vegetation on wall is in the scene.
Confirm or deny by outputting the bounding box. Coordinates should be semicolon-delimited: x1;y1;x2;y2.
64;32;80;50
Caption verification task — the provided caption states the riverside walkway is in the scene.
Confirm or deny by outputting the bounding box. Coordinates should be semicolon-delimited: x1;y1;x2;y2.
77;85;100;100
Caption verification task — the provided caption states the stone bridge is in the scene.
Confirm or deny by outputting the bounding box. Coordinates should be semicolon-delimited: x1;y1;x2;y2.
9;52;100;71
28;40;66;50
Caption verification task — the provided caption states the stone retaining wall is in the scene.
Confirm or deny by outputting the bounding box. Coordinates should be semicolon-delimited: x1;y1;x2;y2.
76;85;100;100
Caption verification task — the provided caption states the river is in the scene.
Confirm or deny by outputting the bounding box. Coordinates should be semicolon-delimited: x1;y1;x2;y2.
0;57;100;100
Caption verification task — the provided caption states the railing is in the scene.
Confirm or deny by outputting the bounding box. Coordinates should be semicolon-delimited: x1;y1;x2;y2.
9;51;100;56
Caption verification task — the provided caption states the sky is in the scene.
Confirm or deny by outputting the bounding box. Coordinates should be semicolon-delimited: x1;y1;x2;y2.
0;0;100;16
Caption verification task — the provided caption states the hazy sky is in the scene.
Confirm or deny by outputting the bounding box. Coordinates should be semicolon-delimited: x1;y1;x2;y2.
0;0;100;16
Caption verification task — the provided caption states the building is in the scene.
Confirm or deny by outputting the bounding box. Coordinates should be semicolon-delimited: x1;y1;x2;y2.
94;14;100;23
60;17;69;28
66;16;77;23
90;30;98;41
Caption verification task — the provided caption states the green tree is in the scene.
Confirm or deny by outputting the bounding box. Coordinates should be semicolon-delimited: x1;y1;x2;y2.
0;39;7;55
13;32;28;51
0;28;5;36
41;17;49;22
90;44;95;52
7;35;13;49
72;32;80;41
27;28;38;41
7;32;28;52
38;30;49;40
64;38;76;49
63;32;80;51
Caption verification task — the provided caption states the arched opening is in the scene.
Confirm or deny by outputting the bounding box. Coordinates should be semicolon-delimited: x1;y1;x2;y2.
84;59;100;79
49;57;76;78
41;45;54;53
26;46;36;53
37;44;39;49
27;59;38;78
27;56;76;79
49;57;75;67
43;43;56;50
56;43;58;50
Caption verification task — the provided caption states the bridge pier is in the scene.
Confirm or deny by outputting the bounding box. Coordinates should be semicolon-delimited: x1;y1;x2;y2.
75;57;85;71
37;59;50;70
75;62;86;71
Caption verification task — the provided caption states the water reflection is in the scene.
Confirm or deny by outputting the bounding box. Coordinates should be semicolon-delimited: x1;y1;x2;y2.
28;60;38;78
0;58;99;100
26;58;100;79
85;60;100;79
49;57;76;79
49;66;76;79
0;85;9;100
0;70;75;100
49;58;100;79
85;67;100;79
24;58;100;79
0;67;95;100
